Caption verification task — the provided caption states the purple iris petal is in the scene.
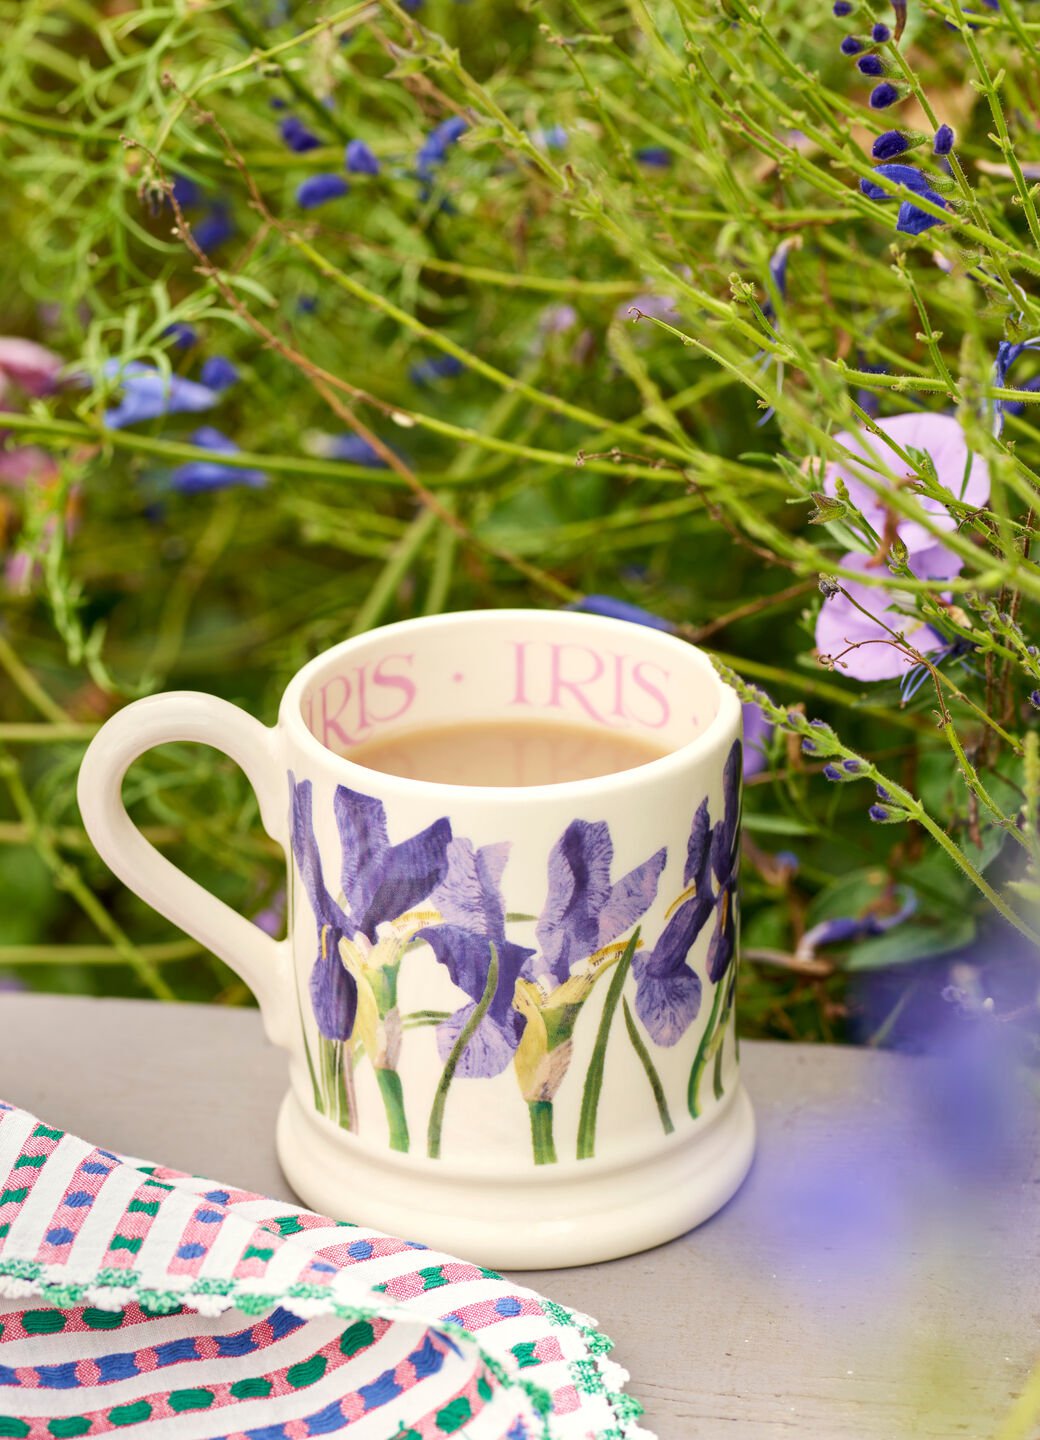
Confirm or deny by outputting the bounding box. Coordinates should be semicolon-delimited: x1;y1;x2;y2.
685;797;711;886
632;901;708;1045
418;925;534;1077
428;838;509;943
417;838;534;1077
346;140;380;175
296;174;349;209
534;820;665;984
289;775;358;1040
332;787;451;941
169;428;267;494
102;362;220;429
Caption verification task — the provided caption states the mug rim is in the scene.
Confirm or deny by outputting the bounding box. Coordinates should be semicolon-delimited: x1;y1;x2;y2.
279;608;742;801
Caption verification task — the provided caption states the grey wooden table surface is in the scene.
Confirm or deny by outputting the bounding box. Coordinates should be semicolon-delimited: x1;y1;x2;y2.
0;993;1035;1440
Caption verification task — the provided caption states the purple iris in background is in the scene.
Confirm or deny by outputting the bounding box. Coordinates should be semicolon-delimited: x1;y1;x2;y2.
289;778;452;1039
532;821;666;987
416;841;535;1077
633;739;742;1044
289;775;358;1041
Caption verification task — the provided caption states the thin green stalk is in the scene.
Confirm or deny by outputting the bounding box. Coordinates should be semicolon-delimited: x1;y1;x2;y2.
688;980;725;1120
348;506;439;637
427;942;499;1159
0;940;200;965
622;997;674;1136
528;1100;557;1165
576;929;640;1160
0;749;175;1001
375;1066;409;1152
0;632;69;723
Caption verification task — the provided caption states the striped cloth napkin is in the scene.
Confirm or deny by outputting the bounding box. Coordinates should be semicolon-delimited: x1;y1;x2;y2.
0;1102;648;1440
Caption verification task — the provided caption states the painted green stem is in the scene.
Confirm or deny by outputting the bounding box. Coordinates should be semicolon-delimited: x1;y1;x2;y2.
688;981;725;1120
375;1068;409;1152
576;930;640;1160
427;943;499;1159
528;1101;557;1165
623;998;674;1136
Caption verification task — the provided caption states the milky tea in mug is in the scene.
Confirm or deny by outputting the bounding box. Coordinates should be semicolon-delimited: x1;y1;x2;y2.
78;609;754;1268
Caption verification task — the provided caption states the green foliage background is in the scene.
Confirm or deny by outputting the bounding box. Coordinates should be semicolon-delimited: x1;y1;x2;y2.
2;0;1040;1047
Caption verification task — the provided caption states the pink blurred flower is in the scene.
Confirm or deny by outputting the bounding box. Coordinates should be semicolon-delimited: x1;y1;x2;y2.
0;337;64;399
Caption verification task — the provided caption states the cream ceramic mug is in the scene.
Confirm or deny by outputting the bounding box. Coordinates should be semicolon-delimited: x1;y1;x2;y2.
77;609;754;1267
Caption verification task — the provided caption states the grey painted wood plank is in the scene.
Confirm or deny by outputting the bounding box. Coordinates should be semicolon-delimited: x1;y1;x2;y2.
0;993;1034;1439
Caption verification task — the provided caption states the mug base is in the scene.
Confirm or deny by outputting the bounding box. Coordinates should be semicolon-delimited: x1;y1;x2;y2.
275;1084;755;1269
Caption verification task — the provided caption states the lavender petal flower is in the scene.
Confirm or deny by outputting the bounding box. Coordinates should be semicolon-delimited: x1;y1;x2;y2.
289;774;358;1041
102;362;221;429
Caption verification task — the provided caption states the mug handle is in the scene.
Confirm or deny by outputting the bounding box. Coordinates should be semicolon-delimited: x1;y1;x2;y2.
77;691;295;1045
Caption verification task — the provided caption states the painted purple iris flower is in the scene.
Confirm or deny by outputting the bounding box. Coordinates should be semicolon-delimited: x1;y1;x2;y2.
633;740;742;1044
417;840;535;1077
289;778;452;1039
533;820;666;986
289;775;357;1041
332;786;452;945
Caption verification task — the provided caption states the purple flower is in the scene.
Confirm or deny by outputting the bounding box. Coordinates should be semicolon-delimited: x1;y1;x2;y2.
570;594;676;631
296;174;349;209
290;779;453;1040
798;887;916;957
992;337;1040;434
317;434;390;468
192;203;235;253
872;21;892;39
280;115;322;153
417;116;467;179
409;354;465;386
742;701;773;778
870;82;902;108
333;787;451;944
872;130;910;160
289;775;358;1041
533;820;666;988
859;163;931;200
345;139;380;175
169;427;267;493
633;740;742;1044
934;123;955;155
198;355;239;391
530;125;568;152
417;841;536;1078
857;54;885;76
821;412;990;555
897;191;947;234
102;362;221;429
170;174;201;209
840;35;864;53
815;549;956;682
635;146;673;168
163;322;197;350
833;0;853;13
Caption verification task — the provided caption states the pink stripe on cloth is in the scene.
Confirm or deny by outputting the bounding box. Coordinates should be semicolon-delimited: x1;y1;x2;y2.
33;1147;120;1265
